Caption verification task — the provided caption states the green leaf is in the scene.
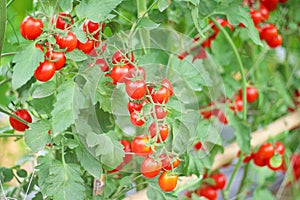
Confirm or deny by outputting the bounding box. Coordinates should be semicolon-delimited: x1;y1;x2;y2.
198;0;218;16
76;0;123;22
72;27;87;43
59;0;73;13
31;95;55;115
32;81;56;98
137;18;160;30
253;189;274;200
66;49;88;61
273;73;294;107
25;120;51;152
86;133;113;155
101;139;125;169
0;167;14;182
75;142;102;178
227;112;251;154
178;0;199;6
147;184;178;200
172;119;192;154
51;81;88;136
12;43;44;89
158;0;170;12
36;152;55;192
16;169;28;178
119;176;132;187
211;33;234;66
45;161;85;200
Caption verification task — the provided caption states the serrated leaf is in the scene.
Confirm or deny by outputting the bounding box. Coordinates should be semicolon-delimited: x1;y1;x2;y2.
45;161;85;200
66;49;88;61
75;143;102;178
72;27;87;43
59;0;73;12
76;0;123;22
158;0;170;12
36;153;55;192
32;81;56;98
227;112;251;154
137;18;160;30
24;120;51;152
101;139;124;169
12;43;44;89
86;132;113;155
51;81;87;136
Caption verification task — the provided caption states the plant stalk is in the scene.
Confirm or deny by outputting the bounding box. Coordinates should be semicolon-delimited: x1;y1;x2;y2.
0;0;6;61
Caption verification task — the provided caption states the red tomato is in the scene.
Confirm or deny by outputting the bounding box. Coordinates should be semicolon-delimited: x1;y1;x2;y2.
52;12;74;30
128;67;146;80
197;186;218;200
259;5;269;21
210;173;226;190
77;39;94;54
194;141;203;150
130;112;146;126
45;51;66;70
256;142;275;160
239;87;259;103
95;58;109;72
110;64;133;83
150;87;171;104
260;24;278;41
161;79;173;96
160;154;180;171
267;155;284;171
158;172;178;192
141;157;162;178
178;51;189;60
148;122;169;142
126;80;147;100
266;34;282;48
83;19;100;39
127;101;147;114
131;135;154;156
20;16;44;40
260;0;279;11
112;51;134;64
235;96;243;112
9;109;32;132
55;32;77;52
275;141;285;155
279;0;288;2
152;105;168;119
34;61;56;82
201;37;213;49
250;10;262;25
212;109;228;124
35;44;44;52
237;151;254;163
253;153;268;167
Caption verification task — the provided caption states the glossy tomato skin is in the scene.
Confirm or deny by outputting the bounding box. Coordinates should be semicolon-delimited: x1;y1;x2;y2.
45;51;66;70
153;105;168;119
194;141;203;150
110;64;133;84
77;39;94;54
197;186;218;200
148;122;169;142
131;134;154;156
127;101;145;114
83;19;100;39
260;0;279;11
150;87;171;104
9;109;32;132
160;154;180;171
235;96;243;112
259;5;269;21
275;141;285;155
130;112;145;126
210;173;226;190
141;157;162;178
239;87;259;103
20;16;44;40
158;172;178;192
52;12;74;30
34;61;56;82
260;24;278;41
253;153;268;167
126;80;147;100
266;34;282;48
161;79;173;96
257;142;275;160
95;58;109;72
56;32;77;52
250;10;262;25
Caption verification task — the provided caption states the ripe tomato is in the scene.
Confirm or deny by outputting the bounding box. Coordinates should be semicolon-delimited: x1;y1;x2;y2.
235;96;243;112
150;87;171;104
141;157;162;178
275;141;285;155
259;5;269;21
112;50;134;64
210;173;226;190
237;151;254;163
266;34;282;48
239;87;259;103
9;109;32;132
52;12;74;30
250;10;262;25
20;16;44;40
35;44;44;52
148;122;169;142
45;51;66;70
131;135;154;156
56;32;77;52
127;100;147;114
257;142;275;160
158;172;178;192
152;105;168;119
130;112;146;126
160;154;180;171
161;79;173;96
34;61;56;82
110;64;133;84
77;39;94;54
126;80;147;100
95;58;109;72
260;24;278;41
83;19;100;39
260;0;279;11
212;109;228;124
197;186;218;200
253;153;268;167
194;141;203;150
201;37;213;49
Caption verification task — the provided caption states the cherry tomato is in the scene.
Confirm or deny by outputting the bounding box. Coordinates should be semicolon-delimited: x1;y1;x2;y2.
212;109;228;124
260;0;279;11
237;151;254;163
77;39;94;54
112;51;134;64
20;16;44;40
260;24;278;42
152;105;168;119
141;157;162;178
130;112;145;126
259;5;269;21
201;37;213;49
52;12;74;30
148;122;169;142
158;172;178;192
110;64;133;84
83;19;100;39
267;155;284;170
197;186;218;200
266;34;282;48
127;101;147;114
253;153;268;167
35;44;44;52
150;87;171;104
257;142;275;160
56;32;77;52
126;80;147;100
161;79;173;96
128;67;146;80
194;141;203;150
95;58;109;72
131;134;154;156
235;96;243;112
239;87;259;103
210;173;226;190
45;51;66;70
160;154;180;171
34;61;56;82
250;10;262;25
9;109;32;132
275;141;285;155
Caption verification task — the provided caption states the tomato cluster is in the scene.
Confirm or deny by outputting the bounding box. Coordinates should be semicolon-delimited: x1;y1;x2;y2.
185;172;227;200
9;109;32;132
20;13;104;82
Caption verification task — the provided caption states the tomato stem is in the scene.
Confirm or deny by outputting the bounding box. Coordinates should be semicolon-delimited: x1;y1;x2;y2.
0;0;6;61
0;107;30;125
210;17;247;120
236;162;250;200
136;0;150;53
0;133;24;138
